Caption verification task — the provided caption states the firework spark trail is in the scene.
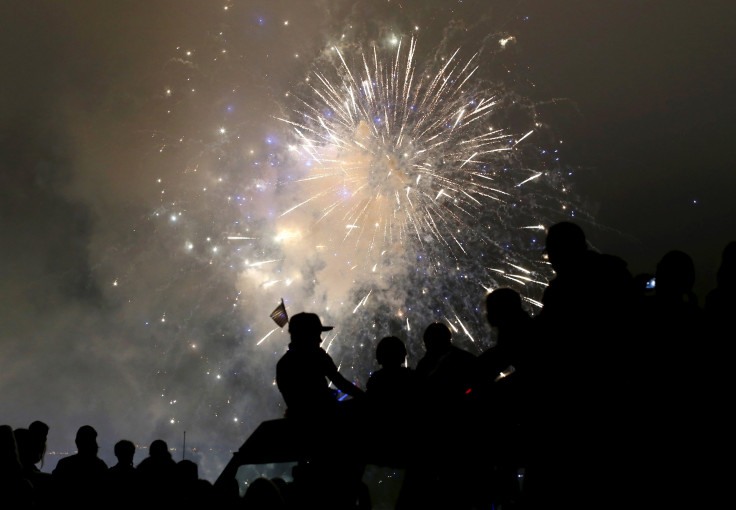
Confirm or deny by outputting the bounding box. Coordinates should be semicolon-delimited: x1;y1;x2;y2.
276;38;531;272
248;259;280;267
453;313;476;343
516;172;543;187
256;328;279;346
251;37;568;360
124;9;581;484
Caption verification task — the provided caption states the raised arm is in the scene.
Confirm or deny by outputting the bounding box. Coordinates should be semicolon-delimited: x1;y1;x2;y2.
321;350;365;398
329;370;365;398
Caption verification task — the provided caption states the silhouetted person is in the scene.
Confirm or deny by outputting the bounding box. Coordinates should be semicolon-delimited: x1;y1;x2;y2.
0;425;34;509
14;427;53;506
533;222;635;509
641;250;703;404
539;222;634;335
415;322;475;404
173;459;213;508
366;336;418;466
366;335;416;410
479;291;536;442
705;241;736;326
642;250;703;379
649;249;702;327
400;322;476;510
467;289;537;509
476;288;536;399
52;425;108;508
270;477;292;507
110;439;136;473
107;439;140;509
276;312;366;509
641;250;707;508
539;223;634;406
136;439;176;505
27;421;49;470
241;477;287;510
276;312;364;419
704;242;736;510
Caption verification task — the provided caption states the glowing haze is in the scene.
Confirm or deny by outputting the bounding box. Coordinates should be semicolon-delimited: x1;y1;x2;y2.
0;1;584;484
264;36;562;369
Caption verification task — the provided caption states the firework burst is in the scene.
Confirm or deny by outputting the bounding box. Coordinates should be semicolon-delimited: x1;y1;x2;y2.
271;38;552;348
279;39;536;266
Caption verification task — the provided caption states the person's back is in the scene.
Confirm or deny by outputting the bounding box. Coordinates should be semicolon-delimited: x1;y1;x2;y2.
639;250;712;508
400;324;476;510
366;366;415;403
639;250;704;417
366;336;416;408
52;425;108;508
476;289;537;417
471;289;539;509
53;453;108;483
540;230;633;334
416;323;475;405
703;242;736;510
416;326;475;447
706;241;736;324
274;312;366;509
137;439;176;505
366;336;417;466
277;343;341;417
13;428;52;507
533;223;636;509
538;223;634;396
276;312;364;419
0;425;35;509
172;459;212;508
241;477;286;510
26;421;49;471
107;439;140;509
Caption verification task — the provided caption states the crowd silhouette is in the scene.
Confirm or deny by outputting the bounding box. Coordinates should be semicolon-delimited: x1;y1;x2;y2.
2;222;733;509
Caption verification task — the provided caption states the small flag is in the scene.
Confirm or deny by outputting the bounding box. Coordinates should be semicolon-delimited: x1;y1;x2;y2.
270;299;288;328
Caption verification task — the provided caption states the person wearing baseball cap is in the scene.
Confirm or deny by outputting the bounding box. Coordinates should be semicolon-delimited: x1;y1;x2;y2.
276;312;364;419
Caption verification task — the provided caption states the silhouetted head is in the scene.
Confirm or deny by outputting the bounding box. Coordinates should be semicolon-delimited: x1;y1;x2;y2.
485;288;523;329
242;477;285;509
114;439;136;465
12;428;33;468
28;421;49;440
176;459;198;482
655;250;695;297
0;425;22;475
75;425;99;456
545;222;587;274
28;420;49;465
271;477;289;495
149;439;171;459
288;312;333;345
423;322;452;353
717;241;736;288
376;336;407;367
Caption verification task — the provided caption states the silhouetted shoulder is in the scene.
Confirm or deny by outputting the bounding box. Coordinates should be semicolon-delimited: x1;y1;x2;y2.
366;366;417;398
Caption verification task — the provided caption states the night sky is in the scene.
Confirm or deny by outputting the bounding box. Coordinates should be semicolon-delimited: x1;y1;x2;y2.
1;0;734;482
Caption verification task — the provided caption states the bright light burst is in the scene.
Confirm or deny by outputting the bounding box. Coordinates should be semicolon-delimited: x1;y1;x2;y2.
278;38;530;267
270;38;557;350
81;4;587;483
141;29;575;455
